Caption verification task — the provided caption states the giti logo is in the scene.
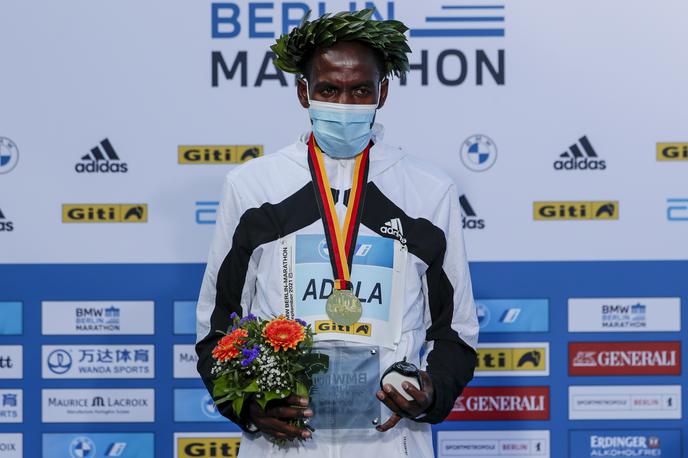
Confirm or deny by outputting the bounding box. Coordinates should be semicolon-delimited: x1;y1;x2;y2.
62;204;148;223
476;347;547;371
534;201;619;220
0;209;14;232
657;142;688;161
315;320;372;337
554;135;606;171
177;437;240;458
459;194;485;230
75;138;128;173
178;145;263;164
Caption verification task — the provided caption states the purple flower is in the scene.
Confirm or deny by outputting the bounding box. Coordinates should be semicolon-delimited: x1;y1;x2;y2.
239;313;257;325
230;312;239;320
295;318;307;327
240;345;260;367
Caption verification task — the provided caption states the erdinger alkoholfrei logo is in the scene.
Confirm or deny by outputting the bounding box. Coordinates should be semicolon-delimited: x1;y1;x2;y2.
460;135;497;171
0;137;19;174
554;135;606;171
69;436;96;458
0;209;14;232
459;195;485;230
75;138;128;173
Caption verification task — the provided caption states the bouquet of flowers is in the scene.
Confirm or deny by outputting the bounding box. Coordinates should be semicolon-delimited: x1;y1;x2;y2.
210;313;328;436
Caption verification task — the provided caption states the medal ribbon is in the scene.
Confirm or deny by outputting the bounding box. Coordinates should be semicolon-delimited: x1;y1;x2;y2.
307;134;371;291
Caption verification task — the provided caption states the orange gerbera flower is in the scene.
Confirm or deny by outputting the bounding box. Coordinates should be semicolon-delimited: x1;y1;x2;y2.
263;316;305;351
212;328;248;362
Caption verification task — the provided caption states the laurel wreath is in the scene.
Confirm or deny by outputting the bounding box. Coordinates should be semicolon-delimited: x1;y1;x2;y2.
270;8;411;78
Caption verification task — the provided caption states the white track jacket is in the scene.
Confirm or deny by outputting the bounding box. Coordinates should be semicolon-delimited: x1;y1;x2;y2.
196;124;478;458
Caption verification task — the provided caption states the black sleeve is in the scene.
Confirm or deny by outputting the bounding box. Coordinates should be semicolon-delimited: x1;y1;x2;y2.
416;260;477;424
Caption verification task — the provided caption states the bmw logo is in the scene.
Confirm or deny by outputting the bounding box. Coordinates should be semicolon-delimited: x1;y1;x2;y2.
69;436;96;458
460;135;497;172
317;238;330;260
202;393;221;418
475;302;490;328
47;349;73;374
0;137;19;174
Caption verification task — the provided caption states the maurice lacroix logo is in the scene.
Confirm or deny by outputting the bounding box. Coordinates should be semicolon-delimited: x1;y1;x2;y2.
554;135;606;171
75;138;128;173
459;195;485;229
0;209;14;232
0;137;19;174
460;135;497;172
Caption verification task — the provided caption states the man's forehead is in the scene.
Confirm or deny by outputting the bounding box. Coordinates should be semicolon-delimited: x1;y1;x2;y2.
310;42;381;82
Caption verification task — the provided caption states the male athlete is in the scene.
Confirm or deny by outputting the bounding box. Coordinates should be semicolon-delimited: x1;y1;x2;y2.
196;9;478;457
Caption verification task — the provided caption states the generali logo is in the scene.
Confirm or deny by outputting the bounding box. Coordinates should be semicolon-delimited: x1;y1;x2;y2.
569;341;681;376
447;386;549;421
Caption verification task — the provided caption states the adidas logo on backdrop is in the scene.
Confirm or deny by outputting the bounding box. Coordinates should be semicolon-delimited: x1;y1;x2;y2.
0;208;14;232
460;195;485;230
553;135;606;171
75;138;128;173
380;218;407;245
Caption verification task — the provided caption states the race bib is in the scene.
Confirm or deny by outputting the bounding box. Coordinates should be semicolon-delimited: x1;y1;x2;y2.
293;234;404;348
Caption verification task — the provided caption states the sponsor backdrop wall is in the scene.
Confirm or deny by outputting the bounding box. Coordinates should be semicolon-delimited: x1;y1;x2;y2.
0;1;687;457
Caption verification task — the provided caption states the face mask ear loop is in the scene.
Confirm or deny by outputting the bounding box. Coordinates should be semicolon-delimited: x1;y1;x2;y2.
304;78;312;106
376;79;384;108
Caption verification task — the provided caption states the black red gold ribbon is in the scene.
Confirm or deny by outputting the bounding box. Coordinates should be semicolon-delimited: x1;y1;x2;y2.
307;134;371;291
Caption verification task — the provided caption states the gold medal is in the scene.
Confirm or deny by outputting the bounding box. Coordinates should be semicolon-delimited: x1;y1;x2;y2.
326;289;363;326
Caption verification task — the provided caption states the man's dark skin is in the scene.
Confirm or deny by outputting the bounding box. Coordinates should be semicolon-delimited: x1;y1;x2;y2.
245;40;435;441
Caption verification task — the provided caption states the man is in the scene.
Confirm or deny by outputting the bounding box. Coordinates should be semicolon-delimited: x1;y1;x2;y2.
196;9;478;457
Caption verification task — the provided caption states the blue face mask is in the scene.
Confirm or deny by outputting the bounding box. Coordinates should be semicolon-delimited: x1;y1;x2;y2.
306;81;381;158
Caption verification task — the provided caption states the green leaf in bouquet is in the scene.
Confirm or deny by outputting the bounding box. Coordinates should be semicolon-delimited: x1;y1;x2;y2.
295;381;309;398
232;396;245;417
212;377;231;397
215;393;237;405
243;379;260;393
255;390;290;410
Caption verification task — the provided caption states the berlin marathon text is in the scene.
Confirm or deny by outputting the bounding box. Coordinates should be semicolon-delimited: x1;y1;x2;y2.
211;50;504;87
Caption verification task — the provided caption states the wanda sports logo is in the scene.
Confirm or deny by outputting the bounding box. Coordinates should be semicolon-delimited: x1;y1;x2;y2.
447;386;550;420
569;341;680;376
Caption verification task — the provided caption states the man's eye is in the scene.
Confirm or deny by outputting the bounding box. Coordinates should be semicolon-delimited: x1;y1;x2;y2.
321;88;336;97
353;88;371;97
